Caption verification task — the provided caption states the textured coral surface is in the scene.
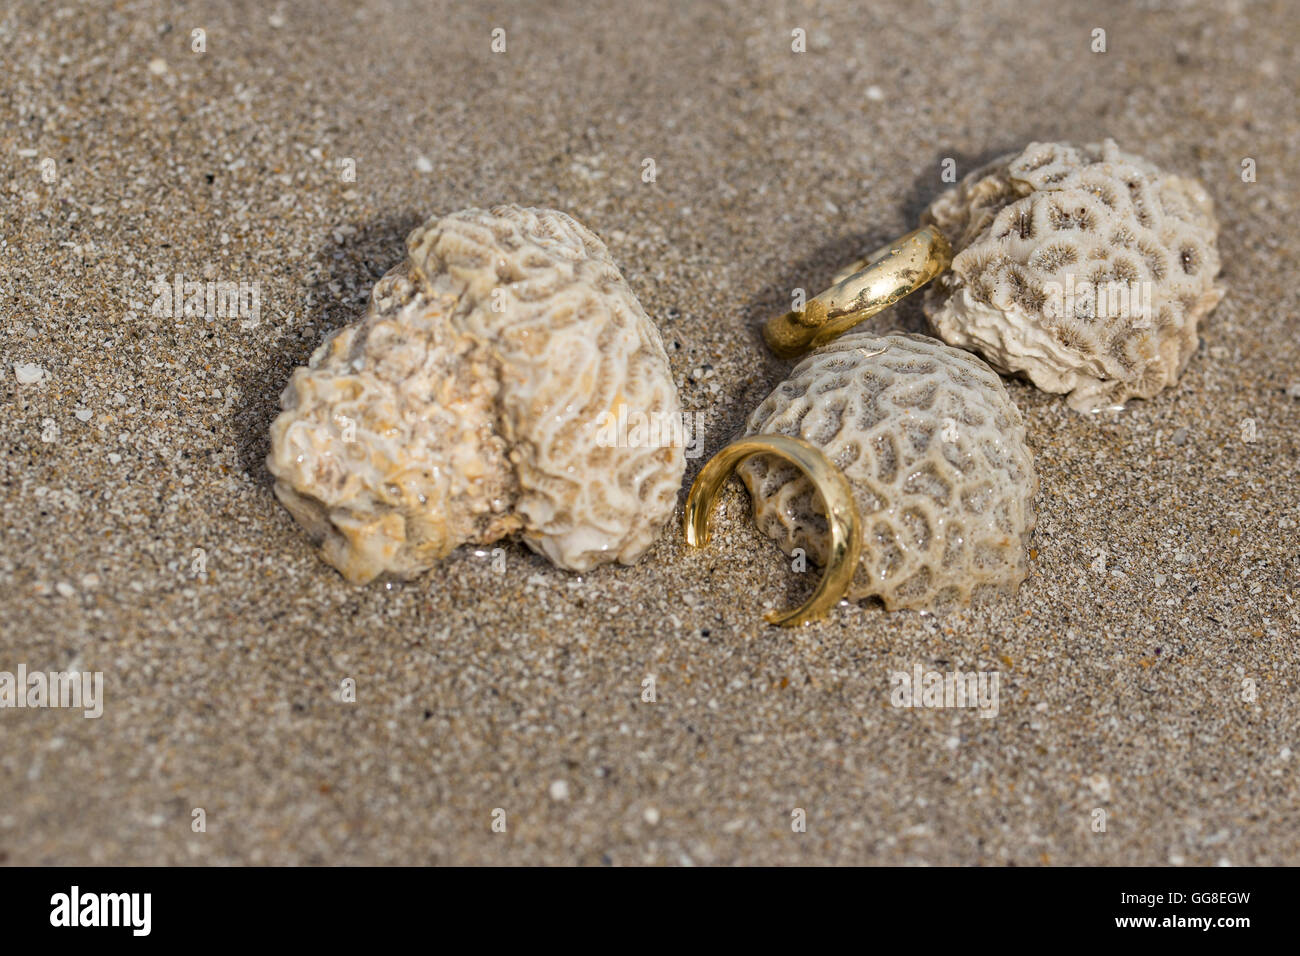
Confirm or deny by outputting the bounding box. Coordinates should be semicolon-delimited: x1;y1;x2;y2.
739;333;1037;611
923;140;1225;412
268;205;685;582
9;0;1299;869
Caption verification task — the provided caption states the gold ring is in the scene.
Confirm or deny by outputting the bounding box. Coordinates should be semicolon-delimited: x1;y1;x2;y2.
762;224;952;359
683;435;861;627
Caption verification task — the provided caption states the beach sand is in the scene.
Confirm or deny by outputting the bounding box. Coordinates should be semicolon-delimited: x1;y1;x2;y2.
1;0;1297;864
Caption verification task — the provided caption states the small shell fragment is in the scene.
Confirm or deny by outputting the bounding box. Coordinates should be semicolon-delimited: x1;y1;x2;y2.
738;332;1037;612
268;205;685;583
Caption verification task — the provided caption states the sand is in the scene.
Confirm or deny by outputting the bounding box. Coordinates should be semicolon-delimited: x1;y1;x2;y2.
1;0;1297;865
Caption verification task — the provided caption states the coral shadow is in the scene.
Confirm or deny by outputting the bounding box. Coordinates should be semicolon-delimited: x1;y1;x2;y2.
232;212;424;485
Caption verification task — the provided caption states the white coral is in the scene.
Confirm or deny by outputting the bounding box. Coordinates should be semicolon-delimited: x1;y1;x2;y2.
739;333;1037;612
923;139;1224;412
268;205;685;583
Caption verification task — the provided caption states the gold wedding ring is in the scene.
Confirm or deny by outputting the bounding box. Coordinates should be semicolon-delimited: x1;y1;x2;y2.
762;225;952;359
683;435;861;627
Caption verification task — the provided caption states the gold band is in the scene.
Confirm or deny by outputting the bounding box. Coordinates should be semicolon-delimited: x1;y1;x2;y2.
762;225;952;359
683;435;861;627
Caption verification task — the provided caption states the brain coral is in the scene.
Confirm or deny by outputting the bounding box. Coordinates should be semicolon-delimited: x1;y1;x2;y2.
738;333;1037;611
268;205;685;583
922;139;1225;413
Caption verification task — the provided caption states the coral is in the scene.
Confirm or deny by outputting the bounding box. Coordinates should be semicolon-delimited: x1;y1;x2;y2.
738;332;1037;611
268;205;685;583
922;139;1225;412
